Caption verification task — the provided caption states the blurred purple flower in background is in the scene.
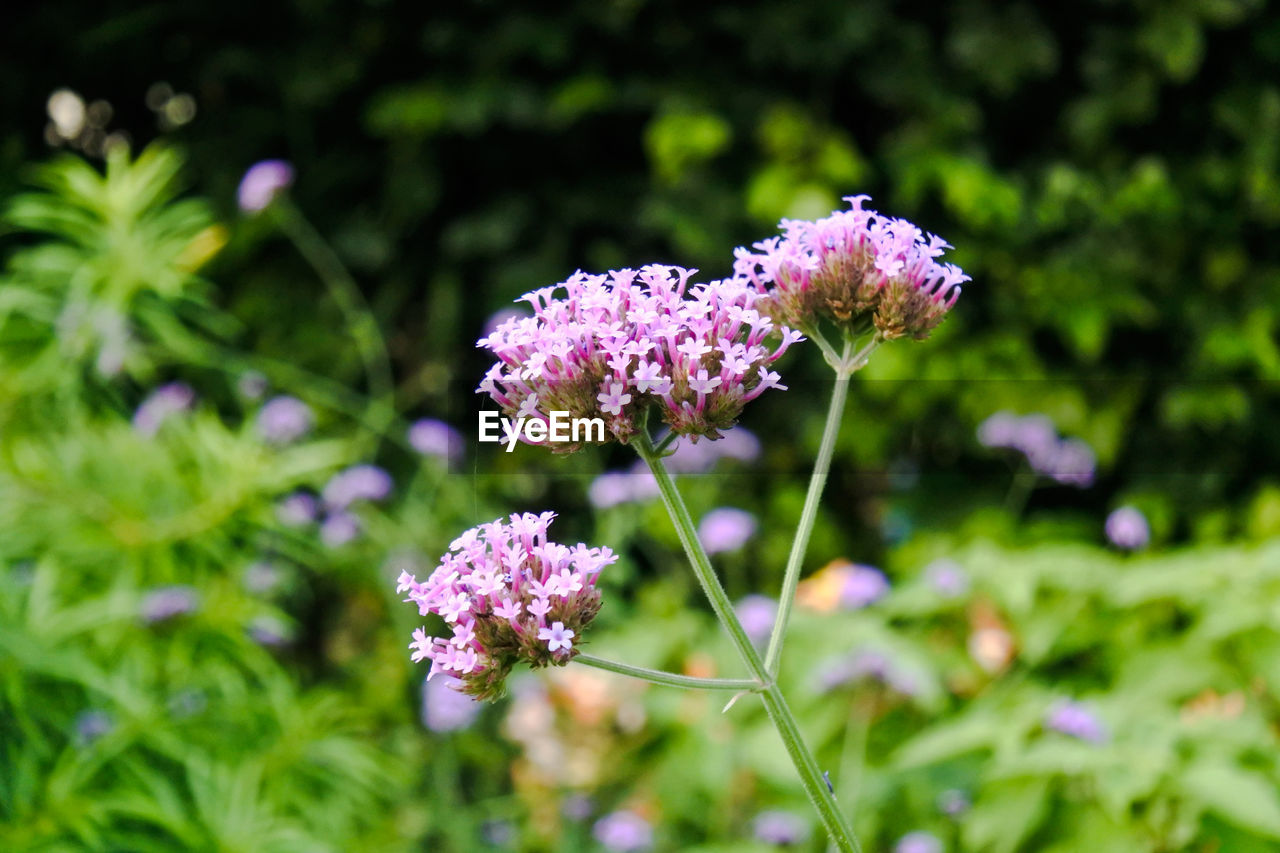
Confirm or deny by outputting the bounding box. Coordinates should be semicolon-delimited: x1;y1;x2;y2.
237;159;294;213
133;382;195;437
895;831;943;853
839;564;889;609
1106;506;1150;550
924;558;969;598
421;675;482;733
139;585;199;623
698;508;757;554
977;411;1095;487
74;709;114;745
322;464;393;509
593;811;653;852
275;492;319;527
256;395;313;444
752;810;810;845
320;511;361;547
1046;700;1108;742
408;418;462;463
735;595;777;645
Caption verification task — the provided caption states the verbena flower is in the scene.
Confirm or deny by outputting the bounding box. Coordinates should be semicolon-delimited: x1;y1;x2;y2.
275;491;319;527
593;810;654;852
735;594;778;645
815;647;918;697
320;511;361;547
421;674;483;732
408;418;463;462
698;507;757;554
398;512;616;701
139;585;199;623
752;810;810;845
477;265;800;447
1046;700;1107;742
322;464;393;508
1106;506;1150;550
256;395;313;444
895;831;943;853
977;411;1096;487
839;563;890;609
237;159;294;213
732;195;968;340
133;382;195;436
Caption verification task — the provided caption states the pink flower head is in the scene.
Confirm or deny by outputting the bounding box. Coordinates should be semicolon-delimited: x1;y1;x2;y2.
477;265;800;445
396;512;615;700
732;195;968;340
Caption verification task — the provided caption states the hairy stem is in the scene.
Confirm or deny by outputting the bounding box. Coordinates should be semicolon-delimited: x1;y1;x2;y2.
575;653;760;692
763;340;854;676
634;430;861;852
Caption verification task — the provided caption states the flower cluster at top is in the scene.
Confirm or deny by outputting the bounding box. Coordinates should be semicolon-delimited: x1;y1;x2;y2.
397;512;616;701
477;265;802;448
732;195;968;340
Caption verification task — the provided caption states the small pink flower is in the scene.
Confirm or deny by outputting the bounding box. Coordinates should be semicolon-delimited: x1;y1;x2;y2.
538;621;575;653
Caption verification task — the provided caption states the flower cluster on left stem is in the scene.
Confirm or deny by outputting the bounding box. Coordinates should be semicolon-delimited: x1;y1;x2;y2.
398;512;616;700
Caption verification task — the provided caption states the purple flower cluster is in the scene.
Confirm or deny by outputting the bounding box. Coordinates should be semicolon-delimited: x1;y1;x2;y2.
732;195;968;340
256;395;313;444
1046;700;1107;743
840;563;890;609
139;585;199;623
408;418;463;463
593;810;653;851
477;265;800;447
421;674;483;732
698;507;757;554
133;382;195;437
752;810;810;845
1105;506;1150;550
237;159;294;213
398;512;616;700
895;831;943;853
977;411;1096;487
735;594;778;645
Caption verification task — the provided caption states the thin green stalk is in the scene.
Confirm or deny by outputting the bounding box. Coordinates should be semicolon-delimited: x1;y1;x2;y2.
574;653;760;692
273;200;396;439
763;340;854;676
634;431;861;852
634;431;764;672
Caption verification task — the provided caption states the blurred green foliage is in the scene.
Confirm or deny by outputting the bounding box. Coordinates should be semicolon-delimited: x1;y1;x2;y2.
3;0;1280;850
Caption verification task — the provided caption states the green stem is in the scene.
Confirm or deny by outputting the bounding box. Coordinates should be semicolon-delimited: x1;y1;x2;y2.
763;341;854;676
634;431;763;672
634;431;861;852
273;200;397;439
574;653;759;692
